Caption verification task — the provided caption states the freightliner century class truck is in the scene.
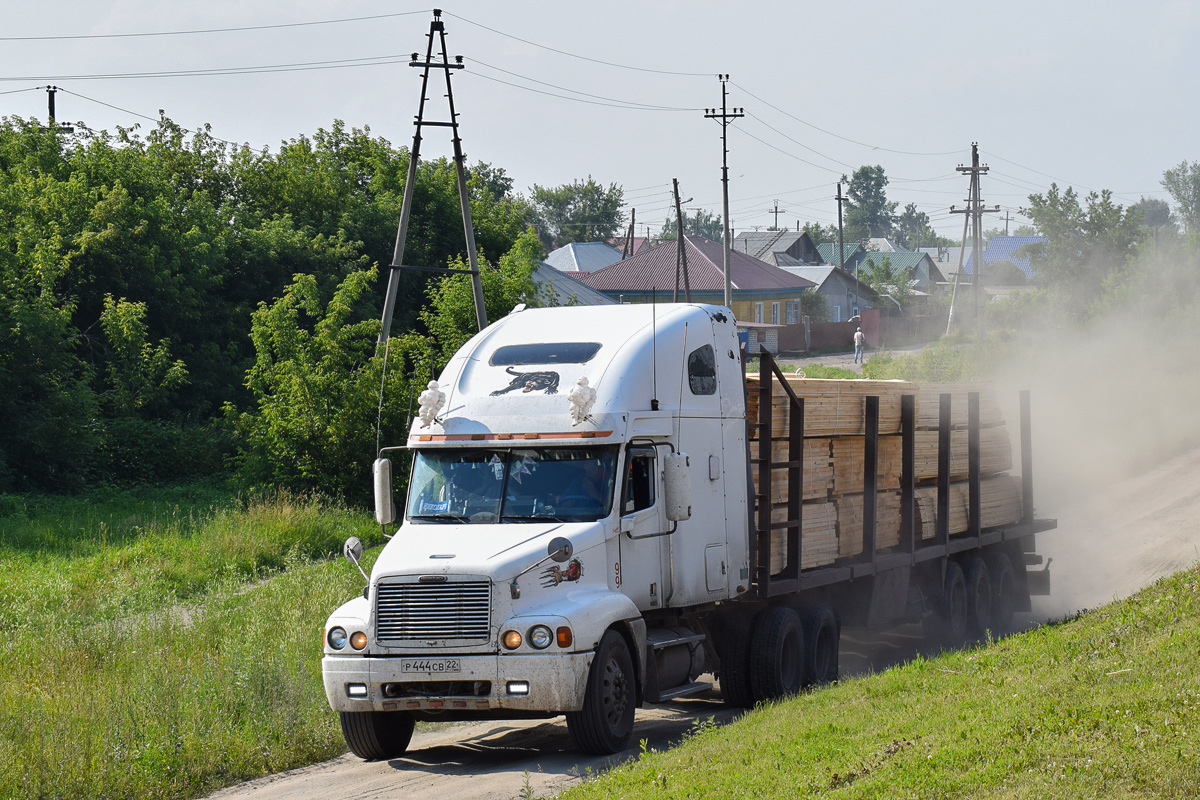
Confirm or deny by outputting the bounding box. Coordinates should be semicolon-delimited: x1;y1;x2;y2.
321;302;1056;758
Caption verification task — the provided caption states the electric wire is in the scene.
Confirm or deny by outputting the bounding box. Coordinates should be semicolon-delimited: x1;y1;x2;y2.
0;10;433;41
462;70;695;112
470;58;701;112
0;54;413;82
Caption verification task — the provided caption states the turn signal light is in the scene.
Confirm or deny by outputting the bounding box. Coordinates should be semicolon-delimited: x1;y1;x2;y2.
556;626;573;648
502;630;523;650
350;631;368;650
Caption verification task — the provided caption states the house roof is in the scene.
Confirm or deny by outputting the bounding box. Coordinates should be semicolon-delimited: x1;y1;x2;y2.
606;235;651;256
866;237;908;253
963;235;1045;277
579;236;816;295
544;241;624;272
777;265;877;297
733;230;810;260
817;242;866;267
532;262;617;306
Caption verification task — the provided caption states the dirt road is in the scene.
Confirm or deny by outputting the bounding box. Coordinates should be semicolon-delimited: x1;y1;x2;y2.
207;445;1200;800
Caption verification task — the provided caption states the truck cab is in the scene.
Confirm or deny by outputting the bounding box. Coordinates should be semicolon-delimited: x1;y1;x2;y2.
322;303;746;757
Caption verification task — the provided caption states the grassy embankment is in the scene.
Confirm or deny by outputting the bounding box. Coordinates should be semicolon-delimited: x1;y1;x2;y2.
562;566;1200;799
0;485;383;800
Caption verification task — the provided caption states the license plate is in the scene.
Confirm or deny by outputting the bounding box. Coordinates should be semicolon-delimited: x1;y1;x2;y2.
400;658;461;674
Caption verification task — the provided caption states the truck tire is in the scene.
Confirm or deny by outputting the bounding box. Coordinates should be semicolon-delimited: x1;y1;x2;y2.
749;606;805;701
964;556;993;638
339;710;415;761
926;561;967;645
567;629;636;754
986;552;1016;634
717;616;756;709
802;603;839;686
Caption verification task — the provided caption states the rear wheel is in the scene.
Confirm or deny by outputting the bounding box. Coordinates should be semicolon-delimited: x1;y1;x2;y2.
749;606;805;701
926;561;967;645
339;710;415;761
567;630;636;754
717;615;756;709
802;603;840;685
986;552;1017;634
964;556;993;638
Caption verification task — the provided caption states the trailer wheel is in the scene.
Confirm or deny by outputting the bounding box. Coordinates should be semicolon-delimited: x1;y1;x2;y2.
964;556;993;638
749;606;805;701
717;616;755;709
926;561;968;645
802;603;840;685
567;630;636;754
339;710;415;761
986;552;1016;634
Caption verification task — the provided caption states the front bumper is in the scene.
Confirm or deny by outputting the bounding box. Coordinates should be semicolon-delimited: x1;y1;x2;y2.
323;651;594;714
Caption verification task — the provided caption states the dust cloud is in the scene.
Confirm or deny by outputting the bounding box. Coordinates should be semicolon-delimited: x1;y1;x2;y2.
992;280;1200;617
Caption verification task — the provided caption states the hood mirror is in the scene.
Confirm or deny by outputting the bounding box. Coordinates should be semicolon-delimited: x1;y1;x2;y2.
548;536;573;563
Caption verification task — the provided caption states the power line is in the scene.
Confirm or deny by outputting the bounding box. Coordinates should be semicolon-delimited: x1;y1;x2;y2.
731;80;961;158
463;70;694;112
0;85;44;96
0;54;413;82
442;11;708;77
0;10;433;41
55;87;246;147
470;58;701;111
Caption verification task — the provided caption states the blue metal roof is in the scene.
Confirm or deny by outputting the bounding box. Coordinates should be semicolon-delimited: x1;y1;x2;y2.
963;235;1045;277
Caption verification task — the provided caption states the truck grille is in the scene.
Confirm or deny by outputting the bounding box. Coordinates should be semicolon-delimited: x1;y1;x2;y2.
375;580;492;643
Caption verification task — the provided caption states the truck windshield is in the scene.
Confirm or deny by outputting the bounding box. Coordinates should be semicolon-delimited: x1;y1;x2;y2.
407;446;618;524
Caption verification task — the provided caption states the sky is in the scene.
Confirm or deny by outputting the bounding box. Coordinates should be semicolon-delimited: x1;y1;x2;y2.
3;0;1199;243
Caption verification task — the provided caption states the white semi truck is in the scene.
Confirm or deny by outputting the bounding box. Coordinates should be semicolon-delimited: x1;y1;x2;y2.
321;302;1054;758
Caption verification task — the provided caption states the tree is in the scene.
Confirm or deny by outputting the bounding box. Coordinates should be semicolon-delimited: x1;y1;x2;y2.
98;295;188;416
860;254;916;308
1129;196;1176;232
1021;184;1144;319
529;177;624;250
802;221;838;245
656;208;723;241
894;203;939;250
1161;160;1200;235
842;165;896;242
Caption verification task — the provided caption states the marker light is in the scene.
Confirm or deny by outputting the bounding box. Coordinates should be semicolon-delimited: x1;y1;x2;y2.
556;626;573;648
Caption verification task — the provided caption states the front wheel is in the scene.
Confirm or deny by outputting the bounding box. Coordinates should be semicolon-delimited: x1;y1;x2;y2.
567;630;636;754
339;710;415;761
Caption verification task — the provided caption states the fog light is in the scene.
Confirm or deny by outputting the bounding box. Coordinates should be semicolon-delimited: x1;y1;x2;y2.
528;625;553;650
346;683;368;698
502;630;523;650
350;631;368;650
327;626;348;650
506;681;530;696
556;626;573;648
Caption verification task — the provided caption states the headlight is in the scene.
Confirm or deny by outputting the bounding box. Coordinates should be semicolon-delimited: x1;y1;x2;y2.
327;626;348;650
528;625;553;650
350;631;368;650
502;630;523;650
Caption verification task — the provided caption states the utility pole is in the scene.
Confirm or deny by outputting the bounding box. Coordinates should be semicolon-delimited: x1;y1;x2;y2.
950;143;999;347
622;208;636;258
770;199;787;230
705;75;743;310
44;86;74;133
1001;209;1013;235
672;178;692;303
835;181;854;312
378;9;487;345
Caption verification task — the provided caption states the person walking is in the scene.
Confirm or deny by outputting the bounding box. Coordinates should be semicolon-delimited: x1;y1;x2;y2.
853;327;866;364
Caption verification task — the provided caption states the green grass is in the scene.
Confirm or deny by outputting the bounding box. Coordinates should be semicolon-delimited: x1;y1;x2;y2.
0;485;384;800
562;567;1200;799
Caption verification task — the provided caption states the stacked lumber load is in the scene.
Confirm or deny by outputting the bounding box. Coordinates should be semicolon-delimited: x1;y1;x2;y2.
749;438;835;502
767;502;838;571
747;373;1024;577
915;475;1023;538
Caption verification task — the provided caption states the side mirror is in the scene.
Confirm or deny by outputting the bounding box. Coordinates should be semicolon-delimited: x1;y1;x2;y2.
663;453;692;521
373;458;395;525
548;536;573;563
343;536;369;584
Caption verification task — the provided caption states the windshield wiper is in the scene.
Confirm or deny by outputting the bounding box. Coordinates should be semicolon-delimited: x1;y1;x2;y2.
409;513;470;523
503;514;566;523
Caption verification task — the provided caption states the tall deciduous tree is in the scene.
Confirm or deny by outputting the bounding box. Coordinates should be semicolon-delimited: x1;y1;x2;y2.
1021;184;1144;319
894;203;938;250
529;177;624;250
843;165;896;242
1160;161;1200;235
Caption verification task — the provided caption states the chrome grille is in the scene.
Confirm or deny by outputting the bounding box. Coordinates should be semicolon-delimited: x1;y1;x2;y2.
375;580;491;642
